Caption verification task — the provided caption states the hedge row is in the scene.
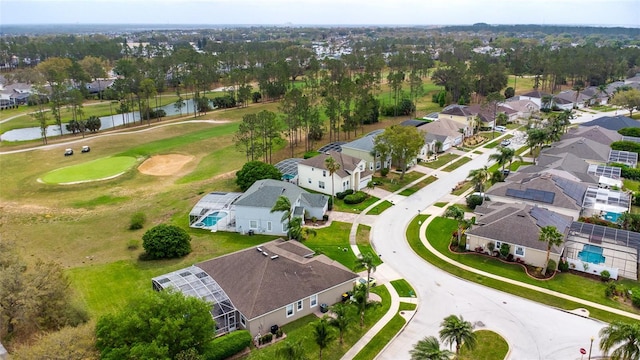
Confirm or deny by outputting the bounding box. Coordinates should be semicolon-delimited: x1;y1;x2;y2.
344;191;367;204
336;189;354;199
203;330;252;360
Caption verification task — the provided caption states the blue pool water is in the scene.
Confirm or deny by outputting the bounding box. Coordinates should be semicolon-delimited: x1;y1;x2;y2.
577;244;605;264
603;211;621;223
282;174;296;180
202;212;227;227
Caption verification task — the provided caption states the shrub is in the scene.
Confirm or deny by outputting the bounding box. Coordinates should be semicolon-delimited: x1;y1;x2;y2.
558;259;569;272
605;282;616;298
336;189;354;200
344;191;367;204
633;291;640;308
487;242;495;253
327;197;333;211
203;330;251;360
129;212;146;230
303;150;320;159
600;270;611;282
499;243;510;258
466;194;484;210
142;224;192;259
276;328;283;338
619;127;640;137
127;239;139;250
458;236;467;251
259;333;273;345
380;168;389;177
547;259;557;274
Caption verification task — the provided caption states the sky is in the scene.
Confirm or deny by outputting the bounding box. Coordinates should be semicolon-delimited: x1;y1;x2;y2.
1;0;639;27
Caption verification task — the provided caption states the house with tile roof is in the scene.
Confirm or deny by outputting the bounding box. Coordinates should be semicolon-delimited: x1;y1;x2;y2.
297;151;372;196
233;179;327;236
152;239;358;337
466;203;572;269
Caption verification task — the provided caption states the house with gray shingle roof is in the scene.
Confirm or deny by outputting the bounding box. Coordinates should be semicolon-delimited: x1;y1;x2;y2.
417;118;464;153
561;126;622;146
234;179;327;236
153;239;358;337
466;203;572;269
578;115;640;131
341;129;389;172
485;173;587;218
298;151;372;196
517;153;599;185
540;137;610;164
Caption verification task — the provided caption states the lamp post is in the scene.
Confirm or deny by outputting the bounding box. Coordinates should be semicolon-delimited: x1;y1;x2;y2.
588;336;594;360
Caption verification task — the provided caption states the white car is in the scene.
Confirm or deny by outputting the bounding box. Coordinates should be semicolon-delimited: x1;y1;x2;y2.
500;139;511;146
495;126;507;132
358;277;376;287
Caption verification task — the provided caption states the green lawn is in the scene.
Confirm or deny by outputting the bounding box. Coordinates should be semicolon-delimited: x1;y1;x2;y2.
405;215;636;323
372;171;424;192
356;224;383;267
434;202;447;208
422;154;458;169
452;181;473;196
399;302;417;311
366;200;393;215
426;217;640;318
244;286;391;360
390;279;416;297
305;221;357;269
40;156;138;184
352;313;405;360
442;156;472;172
398;175;438;196
623;179;640;192
459;330;509;360
332;195;381;214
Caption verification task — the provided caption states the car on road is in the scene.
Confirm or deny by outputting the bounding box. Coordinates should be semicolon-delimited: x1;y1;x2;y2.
495;125;507;132
500;139;511;146
64;148;73;156
81;145;91;153
358;277;376;287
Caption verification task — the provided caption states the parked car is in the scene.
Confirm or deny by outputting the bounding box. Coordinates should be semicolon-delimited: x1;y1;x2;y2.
64;148;73;156
358;277;376;287
500;139;511;146
495;126;507;132
81;145;90;153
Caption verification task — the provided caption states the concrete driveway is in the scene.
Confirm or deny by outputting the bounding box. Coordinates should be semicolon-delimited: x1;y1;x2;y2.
371;150;607;359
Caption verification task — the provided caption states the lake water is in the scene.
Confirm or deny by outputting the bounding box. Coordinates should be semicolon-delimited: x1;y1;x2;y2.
1;99;200;142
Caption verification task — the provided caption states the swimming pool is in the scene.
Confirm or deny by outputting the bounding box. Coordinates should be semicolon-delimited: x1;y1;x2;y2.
282;174;296;181
603;211;621;223
577;244;605;264
201;211;227;227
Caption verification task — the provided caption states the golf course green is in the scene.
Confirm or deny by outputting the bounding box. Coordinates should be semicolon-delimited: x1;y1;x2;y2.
40;156;138;184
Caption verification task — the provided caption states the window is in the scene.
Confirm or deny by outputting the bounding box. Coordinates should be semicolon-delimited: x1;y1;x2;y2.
323;170;326;177
308;178;312;184
310;294;318;307
319;181;325;189
267;221;272;232
375;161;381;170
359;164;364;171
249;220;258;229
297;300;303;311
515;246;525;256
495;241;502;249
286;304;294;317
282;223;288;232
240;315;246;327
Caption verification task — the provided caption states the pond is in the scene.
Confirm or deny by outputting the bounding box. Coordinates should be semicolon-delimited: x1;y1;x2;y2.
1;99;202;142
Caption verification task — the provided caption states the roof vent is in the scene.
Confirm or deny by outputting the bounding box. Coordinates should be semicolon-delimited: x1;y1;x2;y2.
262;251;269;256
257;247;263;252
271;255;279;260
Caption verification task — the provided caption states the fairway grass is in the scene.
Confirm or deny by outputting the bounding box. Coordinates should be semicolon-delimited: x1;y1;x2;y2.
40;156;138;184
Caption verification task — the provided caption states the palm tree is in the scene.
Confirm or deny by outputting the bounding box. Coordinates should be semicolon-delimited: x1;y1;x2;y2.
439;314;477;355
496;112;508;127
355;253;377;326
271;195;293;239
276;340;308;360
410;336;454;360
489;147;523;172
573;81;585;108
526;128;547;164
541;94;555;111
473;116;483;134
444;205;468;247
434;141;443;159
538;225;564;274
467;167;490;193
599;321;640;360
325;155;341;202
329;302;354;344
313;317;335;360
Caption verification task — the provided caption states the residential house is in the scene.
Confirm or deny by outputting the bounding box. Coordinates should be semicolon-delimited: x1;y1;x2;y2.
517;153;600;185
233;179;328;236
341;129;389;172
518;90;551;108
485;173;587;219
466;203;571;269
297;151;372;196
581;186;630;220
466;103;519;128
540;137;611;164
561;126;622;146
581;86;609;105
437;105;474;137
503;99;540;122
554;90;590;109
417;118;464;153
152;239;359;336
578;115;640;131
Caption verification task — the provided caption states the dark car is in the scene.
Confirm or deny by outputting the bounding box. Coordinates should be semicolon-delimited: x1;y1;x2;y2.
81;145;90;153
64;148;73;156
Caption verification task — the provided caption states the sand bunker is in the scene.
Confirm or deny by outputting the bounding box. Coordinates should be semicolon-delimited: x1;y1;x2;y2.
138;154;194;176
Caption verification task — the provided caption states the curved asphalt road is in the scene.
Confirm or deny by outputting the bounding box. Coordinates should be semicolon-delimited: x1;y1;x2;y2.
373;150;607;359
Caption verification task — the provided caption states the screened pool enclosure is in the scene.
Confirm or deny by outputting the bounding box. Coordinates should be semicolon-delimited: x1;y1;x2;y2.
189;192;242;231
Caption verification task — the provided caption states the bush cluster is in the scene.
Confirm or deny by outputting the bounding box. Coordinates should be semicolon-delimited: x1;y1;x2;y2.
618;127;640;137
141;224;192;260
380;168;389;177
546;259;557;274
203;330;251;360
558;258;570;272
343;191;367;204
381;98;415;116
466;194;484;210
257;333;273;345
336;189;354;199
129;212;146;230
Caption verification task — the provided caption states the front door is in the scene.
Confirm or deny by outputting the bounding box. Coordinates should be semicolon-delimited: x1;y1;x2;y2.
228;312;236;331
